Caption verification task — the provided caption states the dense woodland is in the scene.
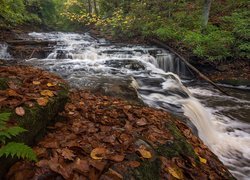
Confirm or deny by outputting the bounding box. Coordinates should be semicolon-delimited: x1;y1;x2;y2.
0;0;249;62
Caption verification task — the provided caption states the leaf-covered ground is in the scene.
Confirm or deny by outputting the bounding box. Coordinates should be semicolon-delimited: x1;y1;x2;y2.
0;65;67;112
5;89;234;179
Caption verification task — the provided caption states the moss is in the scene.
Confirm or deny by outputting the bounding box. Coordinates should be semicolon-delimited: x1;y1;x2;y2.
0;78;8;90
132;159;161;180
125;155;161;180
156;122;198;161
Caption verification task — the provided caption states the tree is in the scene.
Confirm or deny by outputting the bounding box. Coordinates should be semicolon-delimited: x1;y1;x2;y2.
202;0;212;32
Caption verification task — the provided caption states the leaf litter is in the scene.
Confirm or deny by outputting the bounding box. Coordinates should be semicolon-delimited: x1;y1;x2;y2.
2;66;234;179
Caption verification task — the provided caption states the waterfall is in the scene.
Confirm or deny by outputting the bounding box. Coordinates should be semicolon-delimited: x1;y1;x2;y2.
156;54;193;78
0;43;11;59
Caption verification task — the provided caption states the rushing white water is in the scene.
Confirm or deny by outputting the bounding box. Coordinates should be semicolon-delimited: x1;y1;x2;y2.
0;43;11;59
26;32;250;179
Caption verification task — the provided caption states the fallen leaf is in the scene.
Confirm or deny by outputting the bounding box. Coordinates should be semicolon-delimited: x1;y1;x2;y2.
128;161;140;168
32;81;41;85
104;168;123;180
49;162;70;179
41;141;59;149
199;156;207;164
136;118;147;126
109;154;125;162
7;89;19;97
137;148;152;159
166;166;184;179
15;107;25;116
36;97;49;106
0;96;7;103
36;160;49;168
40;90;54;97
73;158;89;174
47;82;57;87
60;148;76;161
90;147;108;160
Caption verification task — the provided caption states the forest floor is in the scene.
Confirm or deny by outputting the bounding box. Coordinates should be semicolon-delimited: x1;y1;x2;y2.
1;66;234;179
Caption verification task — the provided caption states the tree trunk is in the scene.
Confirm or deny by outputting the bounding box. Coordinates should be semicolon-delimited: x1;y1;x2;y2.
87;0;92;15
93;0;98;16
202;0;212;32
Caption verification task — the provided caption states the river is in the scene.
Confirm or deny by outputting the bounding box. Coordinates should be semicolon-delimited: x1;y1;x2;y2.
1;32;250;179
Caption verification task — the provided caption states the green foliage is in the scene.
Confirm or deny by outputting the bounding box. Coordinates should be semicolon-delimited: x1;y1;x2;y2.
0;113;37;161
0;0;248;61
0;142;37;161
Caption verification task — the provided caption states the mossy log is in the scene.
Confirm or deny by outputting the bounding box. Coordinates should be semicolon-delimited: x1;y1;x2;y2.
0;66;69;179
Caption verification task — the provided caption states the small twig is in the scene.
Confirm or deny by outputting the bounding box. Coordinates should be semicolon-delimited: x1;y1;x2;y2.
28;49;36;59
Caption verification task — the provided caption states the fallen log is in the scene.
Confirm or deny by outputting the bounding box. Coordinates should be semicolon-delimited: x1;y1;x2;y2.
149;38;230;96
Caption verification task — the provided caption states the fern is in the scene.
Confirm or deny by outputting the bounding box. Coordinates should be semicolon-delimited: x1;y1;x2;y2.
0;112;37;162
0;112;11;127
0;142;37;161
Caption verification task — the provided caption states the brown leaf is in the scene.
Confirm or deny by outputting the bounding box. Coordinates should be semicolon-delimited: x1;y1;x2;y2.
90;147;108;160
49;162;70;179
60;148;76;161
36;97;49;106
8;81;19;90
109;154;125;162
73;158;89;174
33;147;47;158
42;141;59;149
128;161;140;168
36;160;49;168
0;96;7;103
136;118;147;126
103;168;123;180
15;107;25;116
7;89;20;97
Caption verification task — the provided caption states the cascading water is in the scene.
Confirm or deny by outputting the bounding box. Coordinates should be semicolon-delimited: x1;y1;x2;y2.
25;32;250;179
0;43;11;59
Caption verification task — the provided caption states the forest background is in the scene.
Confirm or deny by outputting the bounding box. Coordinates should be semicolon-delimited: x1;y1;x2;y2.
0;0;249;63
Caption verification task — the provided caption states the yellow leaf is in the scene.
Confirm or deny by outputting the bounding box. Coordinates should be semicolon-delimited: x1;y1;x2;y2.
137;149;152;159
199;156;207;164
36;97;49;106
47;82;57;87
32;81;41;85
40;90;54;97
90;147;108;160
166;167;183;180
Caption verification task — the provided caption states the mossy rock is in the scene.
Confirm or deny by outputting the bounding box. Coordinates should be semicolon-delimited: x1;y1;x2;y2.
0;89;68;179
0;66;69;179
156;122;198;160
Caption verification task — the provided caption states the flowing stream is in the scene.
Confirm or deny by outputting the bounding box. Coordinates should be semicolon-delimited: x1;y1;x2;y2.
2;32;250;179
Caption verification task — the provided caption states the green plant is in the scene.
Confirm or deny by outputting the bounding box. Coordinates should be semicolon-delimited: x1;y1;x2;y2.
0;112;37;161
